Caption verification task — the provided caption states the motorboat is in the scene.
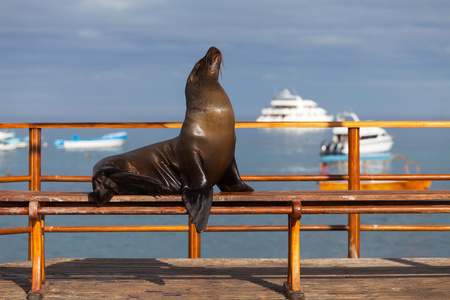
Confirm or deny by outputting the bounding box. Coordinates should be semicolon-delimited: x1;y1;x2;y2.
55;131;127;150
256;89;334;126
320;112;393;155
318;153;431;190
0;131;29;151
0;131;14;141
0;141;18;151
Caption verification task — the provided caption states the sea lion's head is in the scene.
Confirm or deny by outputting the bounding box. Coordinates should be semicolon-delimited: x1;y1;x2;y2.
186;47;222;86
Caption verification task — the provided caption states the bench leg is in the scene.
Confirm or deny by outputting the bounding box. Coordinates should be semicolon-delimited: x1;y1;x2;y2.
28;216;44;299
41;216;46;284
284;201;305;300
188;217;201;258
28;202;46;300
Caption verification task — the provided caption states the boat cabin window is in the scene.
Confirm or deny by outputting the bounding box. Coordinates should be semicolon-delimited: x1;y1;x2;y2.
361;135;378;140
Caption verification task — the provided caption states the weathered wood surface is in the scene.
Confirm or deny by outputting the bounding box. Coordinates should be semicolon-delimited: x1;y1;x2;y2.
1;257;449;299
2;190;450;203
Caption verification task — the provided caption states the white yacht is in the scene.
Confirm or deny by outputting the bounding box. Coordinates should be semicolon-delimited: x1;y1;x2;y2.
320;112;394;155
256;89;334;123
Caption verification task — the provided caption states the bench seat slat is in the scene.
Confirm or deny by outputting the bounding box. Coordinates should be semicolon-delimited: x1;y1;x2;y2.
1;190;450;203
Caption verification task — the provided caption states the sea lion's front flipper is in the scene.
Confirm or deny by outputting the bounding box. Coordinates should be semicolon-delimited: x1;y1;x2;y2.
182;185;213;233
217;157;254;192
180;153;214;233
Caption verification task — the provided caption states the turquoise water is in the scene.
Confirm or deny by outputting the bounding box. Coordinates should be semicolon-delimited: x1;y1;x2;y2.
0;127;449;263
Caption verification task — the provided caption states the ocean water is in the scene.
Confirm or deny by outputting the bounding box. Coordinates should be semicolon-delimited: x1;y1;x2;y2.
0;127;449;263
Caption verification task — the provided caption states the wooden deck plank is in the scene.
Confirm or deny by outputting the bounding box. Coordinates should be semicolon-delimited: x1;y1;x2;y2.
1;258;449;299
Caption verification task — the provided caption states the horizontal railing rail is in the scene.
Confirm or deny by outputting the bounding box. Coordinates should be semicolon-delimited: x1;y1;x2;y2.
2;120;450;129
3;173;450;184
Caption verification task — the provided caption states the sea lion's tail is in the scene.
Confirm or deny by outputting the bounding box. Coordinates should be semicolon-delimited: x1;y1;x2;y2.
182;186;213;233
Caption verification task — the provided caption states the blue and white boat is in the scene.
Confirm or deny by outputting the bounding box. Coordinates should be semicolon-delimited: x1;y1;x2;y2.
0;131;15;141
55;131;127;150
0;131;29;151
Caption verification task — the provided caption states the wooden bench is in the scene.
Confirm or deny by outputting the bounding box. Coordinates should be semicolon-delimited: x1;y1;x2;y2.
1;190;450;300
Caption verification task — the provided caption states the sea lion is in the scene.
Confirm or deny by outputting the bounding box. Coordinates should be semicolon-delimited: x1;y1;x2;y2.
91;46;253;233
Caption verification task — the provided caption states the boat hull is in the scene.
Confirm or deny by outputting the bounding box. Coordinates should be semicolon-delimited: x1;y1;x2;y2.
0;143;18;151
256;115;334;122
342;136;394;154
318;180;432;190
55;131;127;150
60;139;125;149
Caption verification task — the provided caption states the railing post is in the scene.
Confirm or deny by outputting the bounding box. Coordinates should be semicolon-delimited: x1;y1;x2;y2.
29;127;42;191
188;217;201;258
348;127;360;258
28;128;42;263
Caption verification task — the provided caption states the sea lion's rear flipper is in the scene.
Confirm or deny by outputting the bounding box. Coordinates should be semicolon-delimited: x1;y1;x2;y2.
92;166;175;205
217;157;254;192
92;166;121;204
180;153;214;233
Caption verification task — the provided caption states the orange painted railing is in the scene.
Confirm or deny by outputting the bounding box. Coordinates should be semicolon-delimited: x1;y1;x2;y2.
1;121;450;259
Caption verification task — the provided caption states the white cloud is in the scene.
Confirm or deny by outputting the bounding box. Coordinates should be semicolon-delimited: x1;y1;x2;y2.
77;29;101;39
309;35;361;47
370;79;450;89
443;46;450;56
92;71;126;81
78;0;133;11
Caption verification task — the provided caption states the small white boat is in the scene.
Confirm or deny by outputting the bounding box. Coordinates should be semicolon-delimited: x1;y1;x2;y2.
256;89;334;127
320;112;394;155
5;137;29;148
0;131;15;141
55;132;127;150
0;141;18;151
0;132;29;151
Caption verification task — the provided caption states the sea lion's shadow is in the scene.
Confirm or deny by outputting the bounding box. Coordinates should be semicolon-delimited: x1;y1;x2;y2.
1;258;286;296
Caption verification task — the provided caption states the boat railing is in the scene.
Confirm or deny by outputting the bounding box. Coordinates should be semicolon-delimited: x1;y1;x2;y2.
405;160;421;174
1;121;450;259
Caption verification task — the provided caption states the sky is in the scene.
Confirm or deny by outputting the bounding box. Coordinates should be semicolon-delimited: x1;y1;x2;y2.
1;0;450;123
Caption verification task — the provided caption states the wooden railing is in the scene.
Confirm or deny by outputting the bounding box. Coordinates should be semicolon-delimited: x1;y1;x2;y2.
1;121;450;259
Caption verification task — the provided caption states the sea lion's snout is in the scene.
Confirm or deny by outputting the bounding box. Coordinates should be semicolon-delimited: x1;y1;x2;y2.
207;46;221;56
206;47;222;70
